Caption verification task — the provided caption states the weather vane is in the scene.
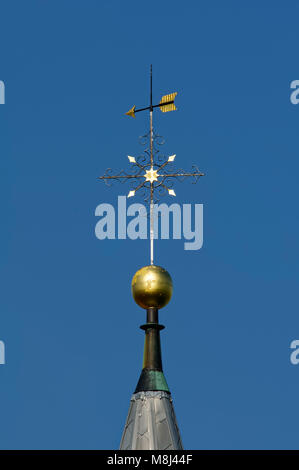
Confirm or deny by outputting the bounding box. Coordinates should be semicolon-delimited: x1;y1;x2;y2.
98;65;204;266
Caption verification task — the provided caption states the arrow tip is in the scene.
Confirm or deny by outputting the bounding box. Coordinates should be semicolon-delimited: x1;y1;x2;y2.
125;105;136;118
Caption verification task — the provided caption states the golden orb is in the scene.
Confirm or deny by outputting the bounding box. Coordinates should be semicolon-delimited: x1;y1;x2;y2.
131;265;173;310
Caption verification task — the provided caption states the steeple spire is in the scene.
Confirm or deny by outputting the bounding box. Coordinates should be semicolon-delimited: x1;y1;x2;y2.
119;265;183;449
120;304;183;450
98;66;204;450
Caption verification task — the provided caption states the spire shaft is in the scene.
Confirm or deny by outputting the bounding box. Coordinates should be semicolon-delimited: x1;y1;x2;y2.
142;308;162;370
135;308;169;393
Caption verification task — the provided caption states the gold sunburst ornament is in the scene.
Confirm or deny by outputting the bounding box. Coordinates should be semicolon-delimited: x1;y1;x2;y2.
144;168;159;183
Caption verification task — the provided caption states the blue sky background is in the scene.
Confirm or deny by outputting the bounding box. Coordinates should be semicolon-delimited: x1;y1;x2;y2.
0;1;299;449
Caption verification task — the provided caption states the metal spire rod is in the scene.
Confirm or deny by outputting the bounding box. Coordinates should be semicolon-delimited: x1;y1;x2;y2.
150;65;154;265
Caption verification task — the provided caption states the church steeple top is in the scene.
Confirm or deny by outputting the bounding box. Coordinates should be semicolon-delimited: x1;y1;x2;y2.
98;66;204;450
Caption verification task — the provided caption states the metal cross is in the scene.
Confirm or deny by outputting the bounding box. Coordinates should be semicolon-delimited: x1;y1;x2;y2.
98;65;204;265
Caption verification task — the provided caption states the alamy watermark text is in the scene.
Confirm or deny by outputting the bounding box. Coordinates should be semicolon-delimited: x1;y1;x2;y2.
0;81;5;104
95;196;203;250
0;341;5;364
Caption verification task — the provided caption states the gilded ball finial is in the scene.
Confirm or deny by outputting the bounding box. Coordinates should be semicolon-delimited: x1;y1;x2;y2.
131;265;173;310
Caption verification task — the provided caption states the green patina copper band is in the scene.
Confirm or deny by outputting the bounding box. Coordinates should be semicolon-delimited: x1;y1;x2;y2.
135;369;170;393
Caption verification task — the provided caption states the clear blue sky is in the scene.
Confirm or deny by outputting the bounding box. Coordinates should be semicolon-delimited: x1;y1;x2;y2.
0;1;299;450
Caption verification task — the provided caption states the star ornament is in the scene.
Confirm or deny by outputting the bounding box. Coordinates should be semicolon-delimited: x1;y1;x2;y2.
144;168;159;183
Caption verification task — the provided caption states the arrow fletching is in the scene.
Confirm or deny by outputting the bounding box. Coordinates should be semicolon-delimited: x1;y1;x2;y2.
159;92;177;113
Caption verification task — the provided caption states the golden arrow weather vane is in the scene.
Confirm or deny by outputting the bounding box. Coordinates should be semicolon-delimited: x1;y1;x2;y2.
98;65;204;265
126;92;178;118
